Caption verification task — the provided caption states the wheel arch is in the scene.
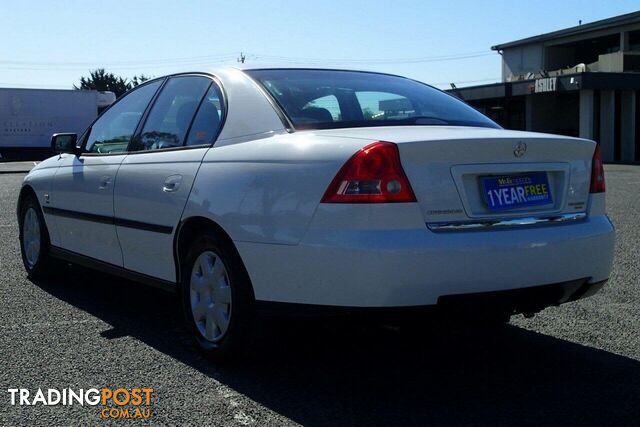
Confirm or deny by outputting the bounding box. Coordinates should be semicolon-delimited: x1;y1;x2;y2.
16;184;37;225
173;216;255;300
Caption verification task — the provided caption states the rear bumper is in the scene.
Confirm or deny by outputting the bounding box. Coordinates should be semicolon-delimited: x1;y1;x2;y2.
236;212;615;307
255;278;607;317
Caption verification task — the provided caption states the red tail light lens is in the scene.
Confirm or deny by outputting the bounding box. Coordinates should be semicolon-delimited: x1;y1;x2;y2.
590;143;606;193
321;141;416;203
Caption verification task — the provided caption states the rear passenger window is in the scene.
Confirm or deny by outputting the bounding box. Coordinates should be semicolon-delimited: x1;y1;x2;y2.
130;76;211;151
185;84;224;146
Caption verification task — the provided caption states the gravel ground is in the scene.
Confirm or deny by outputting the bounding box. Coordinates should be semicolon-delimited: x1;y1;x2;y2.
0;165;638;426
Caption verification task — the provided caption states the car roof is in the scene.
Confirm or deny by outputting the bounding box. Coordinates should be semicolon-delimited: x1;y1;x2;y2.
139;66;411;88
130;65;417;97
200;65;413;83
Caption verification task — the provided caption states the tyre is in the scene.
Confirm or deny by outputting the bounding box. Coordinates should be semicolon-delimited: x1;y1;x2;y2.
180;231;254;361
18;193;60;279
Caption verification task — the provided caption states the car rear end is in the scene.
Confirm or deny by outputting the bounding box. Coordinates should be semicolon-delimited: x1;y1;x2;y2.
314;126;612;305
241;69;615;316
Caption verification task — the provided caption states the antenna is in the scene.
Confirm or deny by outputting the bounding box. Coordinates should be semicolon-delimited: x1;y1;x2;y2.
237;52;246;63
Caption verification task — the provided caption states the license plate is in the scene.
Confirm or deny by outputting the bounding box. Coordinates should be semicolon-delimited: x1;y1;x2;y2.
481;172;552;211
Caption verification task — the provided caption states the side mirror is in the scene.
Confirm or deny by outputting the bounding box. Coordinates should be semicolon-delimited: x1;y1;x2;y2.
51;133;78;155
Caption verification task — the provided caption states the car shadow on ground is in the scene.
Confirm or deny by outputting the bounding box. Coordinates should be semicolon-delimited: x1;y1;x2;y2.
33;266;640;426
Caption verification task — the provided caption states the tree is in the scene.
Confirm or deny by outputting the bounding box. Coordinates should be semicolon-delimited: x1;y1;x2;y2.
74;69;152;97
74;69;129;97
130;74;151;87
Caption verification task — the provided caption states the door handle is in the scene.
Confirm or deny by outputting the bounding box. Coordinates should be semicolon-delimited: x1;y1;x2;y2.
163;175;183;193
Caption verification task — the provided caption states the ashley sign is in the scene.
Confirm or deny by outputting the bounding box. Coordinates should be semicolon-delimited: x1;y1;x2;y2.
534;77;557;93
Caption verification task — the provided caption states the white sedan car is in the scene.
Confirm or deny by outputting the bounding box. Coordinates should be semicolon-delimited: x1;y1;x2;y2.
18;67;615;358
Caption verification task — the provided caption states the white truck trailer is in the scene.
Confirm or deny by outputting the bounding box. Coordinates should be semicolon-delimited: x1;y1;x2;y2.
0;88;115;160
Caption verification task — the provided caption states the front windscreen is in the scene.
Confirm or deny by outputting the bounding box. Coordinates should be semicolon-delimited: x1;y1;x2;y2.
246;69;500;130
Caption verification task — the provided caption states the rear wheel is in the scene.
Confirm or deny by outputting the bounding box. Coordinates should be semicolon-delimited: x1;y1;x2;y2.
180;231;253;361
19;194;60;279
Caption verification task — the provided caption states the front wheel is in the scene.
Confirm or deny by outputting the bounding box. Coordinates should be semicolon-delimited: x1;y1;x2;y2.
181;232;254;361
19;194;60;279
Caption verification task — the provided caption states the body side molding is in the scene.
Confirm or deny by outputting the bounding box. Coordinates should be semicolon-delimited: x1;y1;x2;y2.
43;206;173;234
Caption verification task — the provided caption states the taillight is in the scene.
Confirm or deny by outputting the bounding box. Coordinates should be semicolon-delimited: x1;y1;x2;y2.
321;141;416;203
590;143;606;193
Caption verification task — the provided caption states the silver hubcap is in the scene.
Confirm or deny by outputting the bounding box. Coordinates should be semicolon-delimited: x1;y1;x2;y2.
22;207;41;268
190;251;232;342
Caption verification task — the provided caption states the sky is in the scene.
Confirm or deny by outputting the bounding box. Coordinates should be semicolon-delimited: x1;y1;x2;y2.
0;0;638;90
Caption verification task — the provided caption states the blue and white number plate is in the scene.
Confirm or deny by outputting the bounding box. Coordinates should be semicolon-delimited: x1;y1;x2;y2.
481;172;552;211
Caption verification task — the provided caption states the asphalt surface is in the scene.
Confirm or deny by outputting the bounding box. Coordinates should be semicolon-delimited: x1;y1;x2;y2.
0;165;638;426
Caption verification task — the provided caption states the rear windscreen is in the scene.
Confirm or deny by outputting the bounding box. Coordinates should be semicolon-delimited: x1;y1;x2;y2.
246;69;500;130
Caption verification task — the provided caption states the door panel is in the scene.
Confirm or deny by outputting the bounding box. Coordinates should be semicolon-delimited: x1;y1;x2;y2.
114;148;208;281
51;154;126;265
113;76;219;282
49;80;163;265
